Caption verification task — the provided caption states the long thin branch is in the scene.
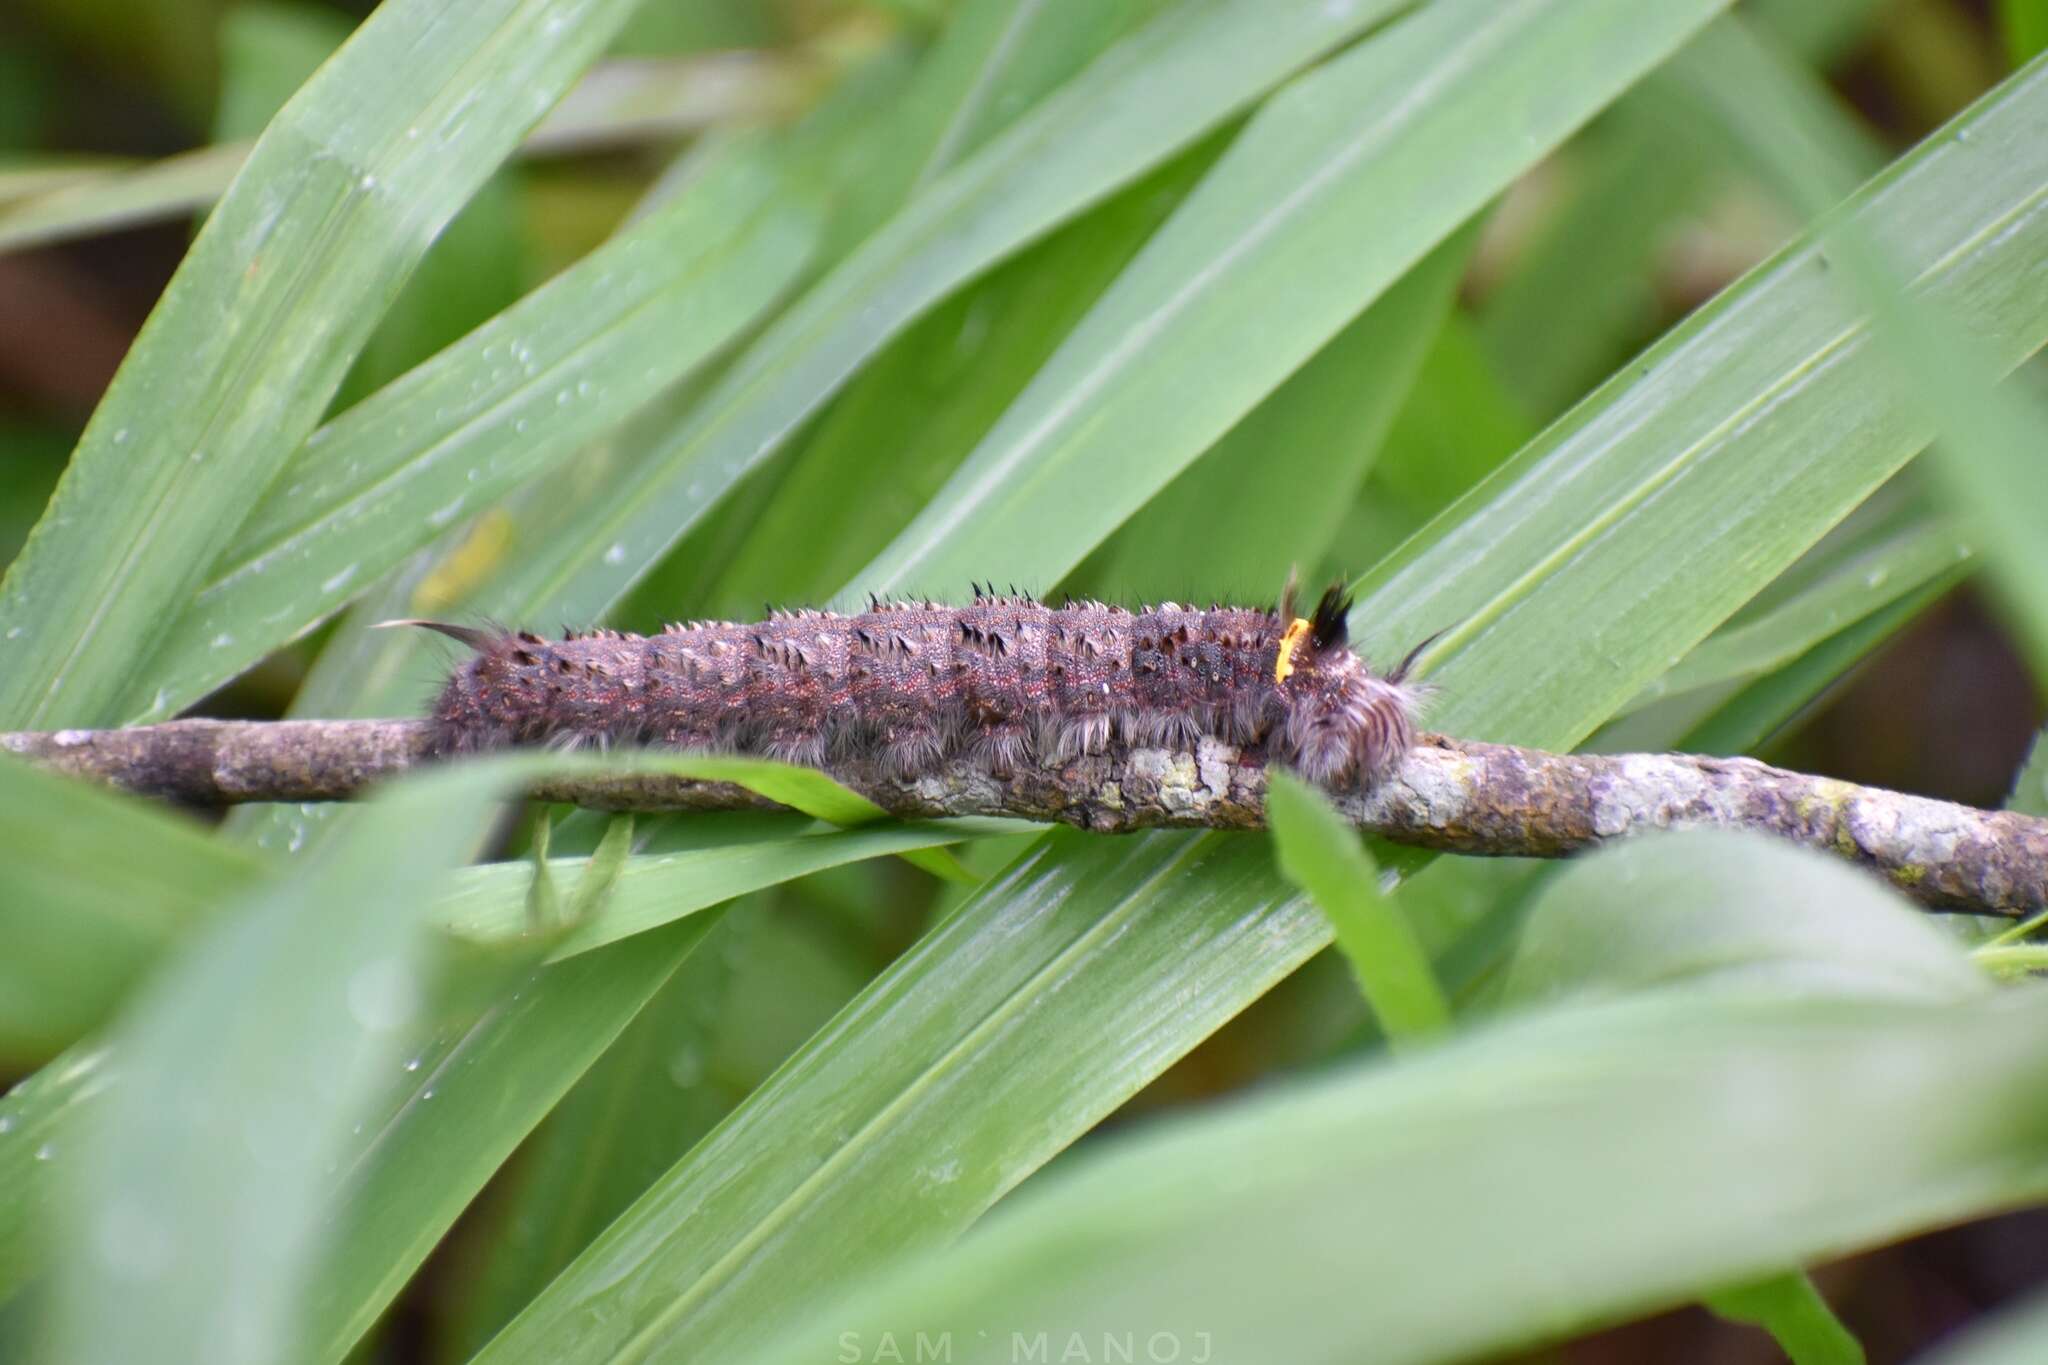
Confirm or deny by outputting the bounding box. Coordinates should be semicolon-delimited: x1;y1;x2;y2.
6;719;2044;916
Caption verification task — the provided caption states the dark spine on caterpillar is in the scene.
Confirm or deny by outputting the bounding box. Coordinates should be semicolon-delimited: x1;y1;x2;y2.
414;585;1423;789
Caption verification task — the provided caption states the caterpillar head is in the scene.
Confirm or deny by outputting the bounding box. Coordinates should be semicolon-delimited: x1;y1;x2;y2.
1271;583;1422;788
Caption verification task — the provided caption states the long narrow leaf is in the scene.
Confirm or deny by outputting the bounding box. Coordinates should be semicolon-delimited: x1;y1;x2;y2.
0;0;641;730
856;0;1733;597
472;0;1418;627
740;988;2048;1365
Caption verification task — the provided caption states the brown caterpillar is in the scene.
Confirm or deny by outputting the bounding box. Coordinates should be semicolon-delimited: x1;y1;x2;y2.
405;583;1426;789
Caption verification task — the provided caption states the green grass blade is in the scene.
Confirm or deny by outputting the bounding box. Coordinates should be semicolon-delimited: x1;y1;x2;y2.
822;0;1156;257
301;915;713;1363
478;54;2048;1363
214;3;353;142
1335;312;1538;558
47;761;529;1363
437;819;999;958
443;901;879;1356
0;0;642;730
0;753;264;1067
0;142;252;255
1476;98;1721;420
473;0;1416;627
853;0;1732;597
1355;54;2048;750
1267;772;1450;1045
739;988;2048;1365
0;1043;114;1305
1661;24;2048;673
1622;513;1971;713
701;144;1214;617
1597;558;1963;760
470;828;1319;1362
1707;1272;1866;1365
0;51;811;259
125;141;819;722
1067;223;1471;602
2004;0;2048;63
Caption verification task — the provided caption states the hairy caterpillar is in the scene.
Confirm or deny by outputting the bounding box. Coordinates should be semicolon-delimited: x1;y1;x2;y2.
406;583;1426;789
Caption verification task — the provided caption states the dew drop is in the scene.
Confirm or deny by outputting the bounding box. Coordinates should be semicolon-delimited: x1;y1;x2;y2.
210;633;235;649
35;1142;54;1162
403;1056;422;1073
0;1115;14;1135
604;543;626;565
322;564;359;594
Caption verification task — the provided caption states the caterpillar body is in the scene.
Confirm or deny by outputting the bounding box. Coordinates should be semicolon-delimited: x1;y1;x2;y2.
411;584;1424;789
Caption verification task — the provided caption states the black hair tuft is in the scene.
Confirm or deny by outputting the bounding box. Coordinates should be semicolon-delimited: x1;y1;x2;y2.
1308;584;1353;651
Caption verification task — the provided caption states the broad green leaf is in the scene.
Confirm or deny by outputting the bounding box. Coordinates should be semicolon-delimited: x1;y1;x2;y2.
1068;222;1472;603
127;141;819;722
1495;829;1990;1010
1707;1272;1866;1365
475;0;1420;627
0;752;264;1066
854;0;1732;597
738;988;2048;1365
1267;772;1449;1045
0;0;642;731
49;761;528;1363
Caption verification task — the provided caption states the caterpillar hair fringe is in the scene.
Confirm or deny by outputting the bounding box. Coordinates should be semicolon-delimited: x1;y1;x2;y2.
400;582;1427;789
